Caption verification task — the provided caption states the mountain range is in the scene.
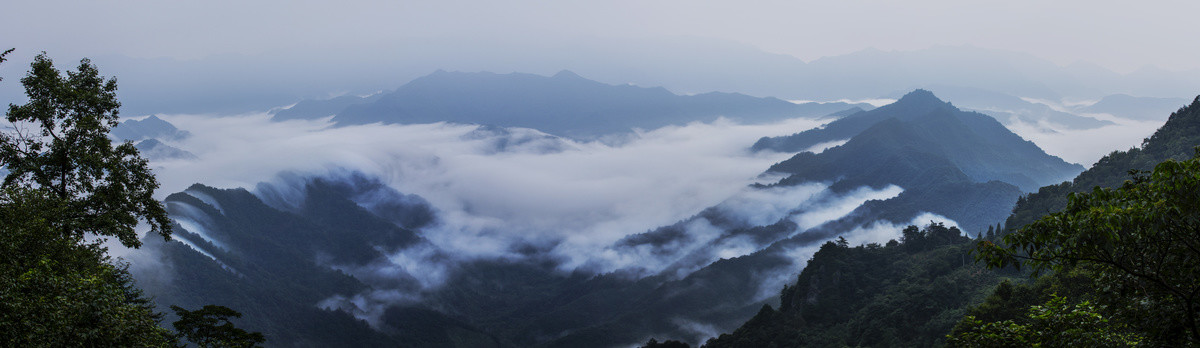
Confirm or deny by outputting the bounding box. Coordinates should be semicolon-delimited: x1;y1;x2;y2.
130;89;1089;347
271;70;871;138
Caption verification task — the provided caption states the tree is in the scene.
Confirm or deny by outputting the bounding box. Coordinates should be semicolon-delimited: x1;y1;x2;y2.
171;305;265;348
949;295;1142;348
1;52;170;248
976;155;1200;345
0;186;177;346
0;50;180;346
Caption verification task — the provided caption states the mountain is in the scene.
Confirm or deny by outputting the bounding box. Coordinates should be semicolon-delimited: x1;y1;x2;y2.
543;91;1075;345
135;90;1089;347
281;70;872;138
696;95;1200;348
1079;94;1192;121
111;115;190;142
134;139;196;161
753;90;1084;192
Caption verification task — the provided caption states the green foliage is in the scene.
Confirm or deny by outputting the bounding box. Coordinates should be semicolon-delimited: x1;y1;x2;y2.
949;295;1142;348
171;305;265;348
1;52;171;248
0;187;176;346
0;52;263;347
975;155;1200;344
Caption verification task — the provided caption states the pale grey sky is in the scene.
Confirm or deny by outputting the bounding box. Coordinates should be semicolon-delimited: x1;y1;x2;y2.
3;0;1199;73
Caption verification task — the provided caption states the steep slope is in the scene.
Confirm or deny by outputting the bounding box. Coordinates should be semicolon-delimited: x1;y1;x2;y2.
296;70;871;138
756;90;1083;192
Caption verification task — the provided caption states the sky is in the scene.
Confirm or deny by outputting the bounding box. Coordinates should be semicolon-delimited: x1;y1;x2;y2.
3;0;1200;74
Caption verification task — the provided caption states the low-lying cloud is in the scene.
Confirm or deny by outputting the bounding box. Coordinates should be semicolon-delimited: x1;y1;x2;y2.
149;113;825;272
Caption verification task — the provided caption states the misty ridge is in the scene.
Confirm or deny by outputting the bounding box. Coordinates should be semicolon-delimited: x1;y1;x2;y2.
5;25;1200;346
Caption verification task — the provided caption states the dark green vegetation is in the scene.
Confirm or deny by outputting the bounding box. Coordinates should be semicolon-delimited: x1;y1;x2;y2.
961;147;1200;346
696;224;1002;348
273;70;873;138
0;51;260;346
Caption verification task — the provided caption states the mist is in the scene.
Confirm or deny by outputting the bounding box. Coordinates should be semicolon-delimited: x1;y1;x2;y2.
1006;110;1166;166
147;113;829;268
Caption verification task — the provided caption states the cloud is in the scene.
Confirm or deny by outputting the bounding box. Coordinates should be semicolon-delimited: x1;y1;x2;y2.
149;113;824;271
1005;116;1163;166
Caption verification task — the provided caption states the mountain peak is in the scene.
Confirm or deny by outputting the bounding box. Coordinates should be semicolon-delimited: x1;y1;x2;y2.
894;89;945;107
552;70;584;79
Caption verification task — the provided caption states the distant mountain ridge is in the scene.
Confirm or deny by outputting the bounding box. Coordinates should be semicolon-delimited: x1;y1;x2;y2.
273;70;873;138
1007;95;1200;230
111;115;190;142
1080;94;1192;121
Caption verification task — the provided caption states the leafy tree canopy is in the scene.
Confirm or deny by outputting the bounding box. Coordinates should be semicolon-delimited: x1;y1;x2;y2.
1;52;170;248
975;153;1200;345
949;295;1142;348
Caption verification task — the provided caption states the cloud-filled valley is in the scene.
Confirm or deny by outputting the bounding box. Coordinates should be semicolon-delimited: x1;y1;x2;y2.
148;113;830;267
